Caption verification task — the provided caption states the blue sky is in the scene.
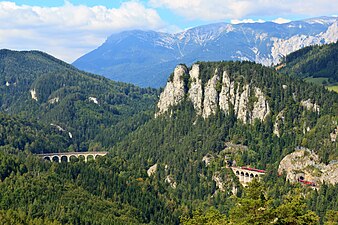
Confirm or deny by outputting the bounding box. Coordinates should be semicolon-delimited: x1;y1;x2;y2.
0;0;337;62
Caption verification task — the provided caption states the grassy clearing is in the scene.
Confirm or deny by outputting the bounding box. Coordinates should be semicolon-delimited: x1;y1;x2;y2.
327;85;338;93
304;77;329;85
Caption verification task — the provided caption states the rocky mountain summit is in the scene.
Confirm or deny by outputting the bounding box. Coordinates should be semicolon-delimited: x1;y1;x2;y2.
156;63;270;123
73;16;338;87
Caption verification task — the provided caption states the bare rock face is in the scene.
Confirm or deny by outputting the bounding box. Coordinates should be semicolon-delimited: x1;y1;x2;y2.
273;110;285;137
147;164;158;177
155;63;270;124
278;148;338;185
188;64;203;114
155;65;187;116
30;89;38;101
202;153;214;166
251;87;270;123
330;126;338;142
236;85;250;123
219;71;232;114
270;22;338;65
301;99;320;113
212;172;226;192
202;71;219;118
165;175;177;189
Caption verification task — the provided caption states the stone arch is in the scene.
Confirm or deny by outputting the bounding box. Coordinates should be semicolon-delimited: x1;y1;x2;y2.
78;155;86;162
236;171;240;175
250;173;254;178
245;172;249;177
240;172;244;176
44;156;51;162
87;155;94;162
52;156;59;162
69;155;78;162
255;174;259;178
61;155;68;163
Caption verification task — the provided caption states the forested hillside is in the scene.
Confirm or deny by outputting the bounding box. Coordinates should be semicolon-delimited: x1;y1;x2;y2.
112;61;338;223
0;53;337;224
279;42;338;85
0;50;158;152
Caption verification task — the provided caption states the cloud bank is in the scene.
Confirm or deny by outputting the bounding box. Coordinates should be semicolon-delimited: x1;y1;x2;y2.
0;1;165;62
150;0;338;21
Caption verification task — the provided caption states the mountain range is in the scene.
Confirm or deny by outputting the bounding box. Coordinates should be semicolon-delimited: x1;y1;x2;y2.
73;16;338;87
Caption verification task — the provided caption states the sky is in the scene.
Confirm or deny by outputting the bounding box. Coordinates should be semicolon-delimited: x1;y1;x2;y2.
0;0;337;62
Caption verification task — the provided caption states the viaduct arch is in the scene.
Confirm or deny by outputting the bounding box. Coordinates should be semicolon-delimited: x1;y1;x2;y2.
38;151;108;163
231;167;265;186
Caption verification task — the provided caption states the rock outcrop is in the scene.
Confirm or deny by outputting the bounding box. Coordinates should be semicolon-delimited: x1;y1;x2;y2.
219;71;232;114
278;148;338;185
165;175;177;189
156;63;270;124
330;125;338;142
301;99;320;113
30;89;38;101
202;72;219;118
155;65;187;117
188;64;203;114
202;153;214;166
147;164;158;177
273;110;285;137
212;172;226;192
251;88;270;123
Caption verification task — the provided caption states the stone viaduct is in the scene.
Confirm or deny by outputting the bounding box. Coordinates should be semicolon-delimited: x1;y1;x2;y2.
38;151;108;163
231;167;265;186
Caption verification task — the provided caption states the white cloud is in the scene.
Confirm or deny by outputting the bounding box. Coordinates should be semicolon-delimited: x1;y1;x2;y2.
0;1;165;62
272;18;291;24
149;0;338;21
231;19;265;24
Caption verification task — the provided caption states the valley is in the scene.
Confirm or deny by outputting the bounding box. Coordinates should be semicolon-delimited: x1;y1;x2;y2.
0;10;337;225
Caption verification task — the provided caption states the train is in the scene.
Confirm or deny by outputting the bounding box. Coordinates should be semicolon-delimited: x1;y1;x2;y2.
241;167;266;173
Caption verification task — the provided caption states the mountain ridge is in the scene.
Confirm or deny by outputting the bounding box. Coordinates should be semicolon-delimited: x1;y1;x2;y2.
73;16;338;87
0;49;158;152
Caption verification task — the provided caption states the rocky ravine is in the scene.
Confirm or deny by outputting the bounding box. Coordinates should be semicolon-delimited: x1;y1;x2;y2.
278;148;338;185
156;64;270;124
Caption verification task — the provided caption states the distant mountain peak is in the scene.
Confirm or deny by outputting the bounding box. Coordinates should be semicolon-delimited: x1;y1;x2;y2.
73;16;338;88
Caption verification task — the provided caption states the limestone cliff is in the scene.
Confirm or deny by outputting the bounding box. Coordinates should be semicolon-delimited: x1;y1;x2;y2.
156;63;270;124
278;148;338;185
251;88;270;123
202;71;219;118
301;99;320;113
219;71;232;114
188;64;203;114
155;65;187;117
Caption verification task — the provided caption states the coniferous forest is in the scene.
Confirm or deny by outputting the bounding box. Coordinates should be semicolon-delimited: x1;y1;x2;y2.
0;49;337;224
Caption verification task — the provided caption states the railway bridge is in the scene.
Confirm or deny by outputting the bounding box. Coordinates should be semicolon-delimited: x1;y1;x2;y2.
37;151;108;163
231;167;265;185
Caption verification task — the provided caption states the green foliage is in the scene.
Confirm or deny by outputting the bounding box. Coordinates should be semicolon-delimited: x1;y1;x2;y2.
181;207;227;225
0;56;337;224
0;149;178;224
280;42;338;84
0;113;70;153
0;50;159;151
324;210;338;225
327;85;338;93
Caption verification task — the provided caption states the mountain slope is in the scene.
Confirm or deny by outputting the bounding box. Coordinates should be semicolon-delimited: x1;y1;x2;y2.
112;62;338;209
73;16;338;87
0;49;158;151
0;113;71;153
278;41;338;84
